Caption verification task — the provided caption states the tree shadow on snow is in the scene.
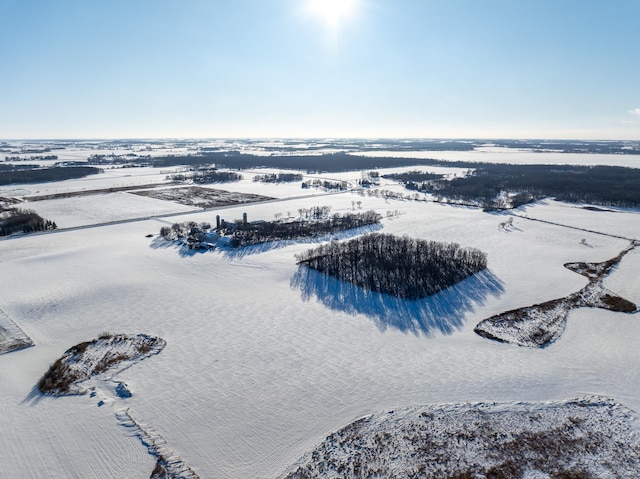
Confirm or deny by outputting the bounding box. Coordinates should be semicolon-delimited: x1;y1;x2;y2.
148;236;209;258
21;385;46;406
290;267;505;337
221;223;384;259
148;224;384;259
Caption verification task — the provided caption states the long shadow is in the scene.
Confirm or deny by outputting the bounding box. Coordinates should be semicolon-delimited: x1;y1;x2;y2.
148;236;211;257
290;267;504;337
21;385;46;406
148;224;384;259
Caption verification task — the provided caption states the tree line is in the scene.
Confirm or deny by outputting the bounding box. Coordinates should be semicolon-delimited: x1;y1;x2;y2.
301;179;348;191
0;166;102;186
253;172;303;183
231;211;381;246
386;164;640;208
296;233;487;299
160;210;381;248
147;152;448;173
168;167;242;184
0;208;57;236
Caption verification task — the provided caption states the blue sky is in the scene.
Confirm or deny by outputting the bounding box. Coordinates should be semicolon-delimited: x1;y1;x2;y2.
1;0;639;139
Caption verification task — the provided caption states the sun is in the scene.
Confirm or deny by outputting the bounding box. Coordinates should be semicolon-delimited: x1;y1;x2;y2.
306;0;359;30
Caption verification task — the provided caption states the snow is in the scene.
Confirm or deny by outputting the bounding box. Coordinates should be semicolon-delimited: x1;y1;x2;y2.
357;148;640;168
19;191;197;229
475;243;638;347
1;153;640;478
283;396;640;478
0;308;33;354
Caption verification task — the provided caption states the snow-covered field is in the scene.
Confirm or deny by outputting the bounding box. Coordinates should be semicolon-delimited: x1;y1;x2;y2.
1;152;640;478
358;147;640;168
284;396;640;478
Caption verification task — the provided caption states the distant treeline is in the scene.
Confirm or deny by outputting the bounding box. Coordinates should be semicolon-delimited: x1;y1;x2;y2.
0;166;102;186
149;152;445;172
5;155;59;161
387;164;640;208
253;172;303;183
0;208;57;236
168;168;242;184
489;140;640;155
301;179;349;191
192;170;242;184
296;233;487;299
201;140;476;153
0;164;40;171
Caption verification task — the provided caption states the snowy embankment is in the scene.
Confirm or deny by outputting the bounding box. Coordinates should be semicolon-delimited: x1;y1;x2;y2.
0;308;33;354
34;333;200;479
475;242;638;347
283;396;640;479
38;333;165;395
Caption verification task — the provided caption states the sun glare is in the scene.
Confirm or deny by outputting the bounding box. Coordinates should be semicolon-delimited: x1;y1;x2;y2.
307;0;359;30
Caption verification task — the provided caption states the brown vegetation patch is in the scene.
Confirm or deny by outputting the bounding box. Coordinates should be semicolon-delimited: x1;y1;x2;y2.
284;397;640;479
475;243;638;347
600;294;637;312
133;186;272;209
38;333;165;395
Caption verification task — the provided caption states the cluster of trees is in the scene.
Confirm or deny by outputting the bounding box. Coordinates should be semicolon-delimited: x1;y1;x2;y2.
383;170;444;183
385;164;640;209
168;168;242;184
253;172;303;183
87;153;143;165
296;233;487;299
297;205;333;220
301;179;348;191
230;211;381;246
159;221;210;243
159;211;381;248
0;208;57;236
4;155;58;161
192;169;242;184
357;171;380;187
0;166;102;186
359;188;424;202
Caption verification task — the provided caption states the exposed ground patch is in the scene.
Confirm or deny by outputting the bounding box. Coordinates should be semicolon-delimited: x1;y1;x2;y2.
0;308;33;354
38;333;165;395
475;243;638;347
283;396;640;479
132;186;272;209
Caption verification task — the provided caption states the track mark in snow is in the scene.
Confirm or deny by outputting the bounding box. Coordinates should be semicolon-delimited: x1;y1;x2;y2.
0;307;33;355
34;333;201;478
475;242;638;347
116;408;201;479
